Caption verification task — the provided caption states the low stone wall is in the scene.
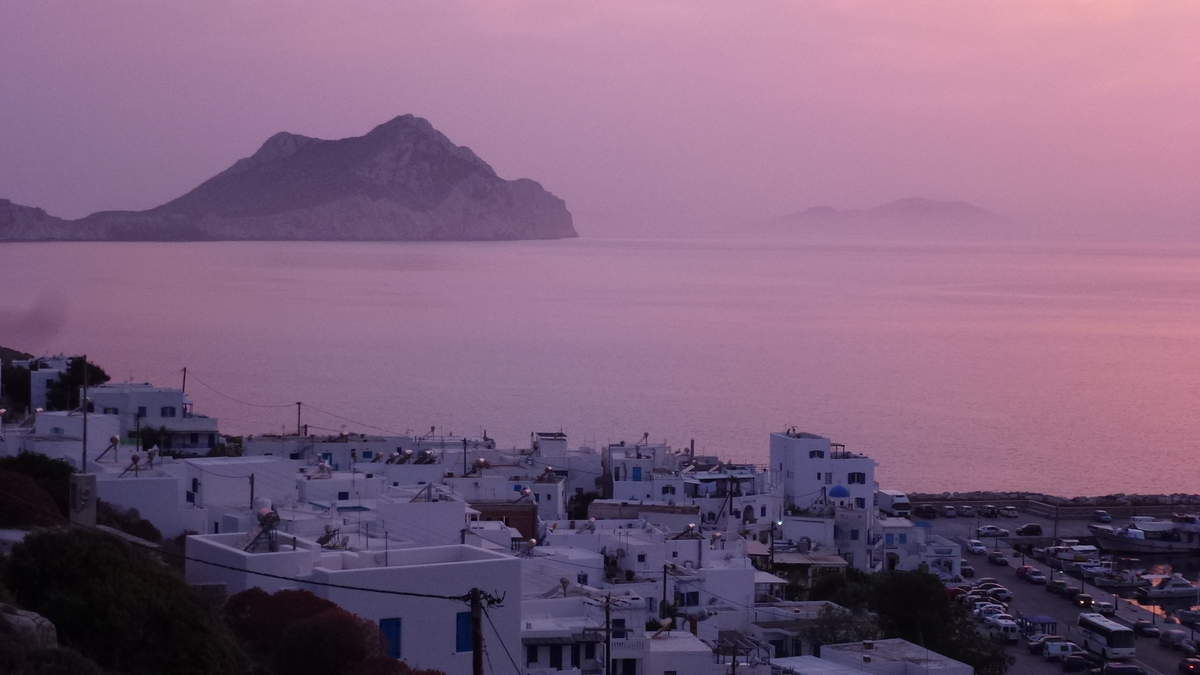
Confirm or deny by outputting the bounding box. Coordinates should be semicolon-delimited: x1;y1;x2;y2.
909;491;1200;519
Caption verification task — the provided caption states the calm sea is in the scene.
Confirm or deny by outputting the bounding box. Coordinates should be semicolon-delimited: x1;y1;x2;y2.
3;236;1199;495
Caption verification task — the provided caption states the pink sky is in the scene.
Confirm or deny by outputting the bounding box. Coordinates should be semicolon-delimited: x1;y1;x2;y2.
2;1;1198;235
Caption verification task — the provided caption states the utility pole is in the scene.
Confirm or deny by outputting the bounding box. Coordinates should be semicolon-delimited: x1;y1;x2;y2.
470;588;484;675
81;354;89;473
295;402;302;436
181;366;187;393
249;473;255;509
661;564;669;618
604;594;613;675
463;437;468;476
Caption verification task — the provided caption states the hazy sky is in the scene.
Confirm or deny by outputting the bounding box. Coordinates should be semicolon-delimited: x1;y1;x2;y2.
2;1;1198;235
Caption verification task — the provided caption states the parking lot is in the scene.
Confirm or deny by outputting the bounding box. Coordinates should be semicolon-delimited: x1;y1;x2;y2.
921;506;1199;675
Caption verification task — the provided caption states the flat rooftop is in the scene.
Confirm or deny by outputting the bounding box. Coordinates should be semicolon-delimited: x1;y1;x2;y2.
822;638;970;670
771;656;868;674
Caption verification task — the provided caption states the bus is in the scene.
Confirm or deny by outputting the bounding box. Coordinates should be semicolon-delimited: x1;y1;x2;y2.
1077;612;1136;659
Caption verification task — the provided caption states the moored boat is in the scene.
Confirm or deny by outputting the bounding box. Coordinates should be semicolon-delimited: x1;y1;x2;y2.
1137;573;1200;600
1089;515;1200;554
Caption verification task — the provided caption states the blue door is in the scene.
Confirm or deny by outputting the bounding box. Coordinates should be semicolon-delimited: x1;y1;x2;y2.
380;618;402;658
632;467;642;481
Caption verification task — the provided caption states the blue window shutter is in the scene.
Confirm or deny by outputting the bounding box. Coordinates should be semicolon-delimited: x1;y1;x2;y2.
380;618;402;658
456;611;473;652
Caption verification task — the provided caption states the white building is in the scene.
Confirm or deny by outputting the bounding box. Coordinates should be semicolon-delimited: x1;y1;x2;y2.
818;639;972;674
10;354;74;411
88;383;220;451
186;534;522;675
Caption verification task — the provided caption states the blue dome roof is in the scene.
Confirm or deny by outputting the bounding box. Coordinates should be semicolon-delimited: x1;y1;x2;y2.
828;485;850;498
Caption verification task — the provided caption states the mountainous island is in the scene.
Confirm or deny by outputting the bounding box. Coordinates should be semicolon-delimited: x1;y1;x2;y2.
779;197;1002;228
782;195;998;227
0;115;576;241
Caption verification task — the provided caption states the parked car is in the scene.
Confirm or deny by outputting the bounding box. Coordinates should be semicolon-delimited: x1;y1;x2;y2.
961;564;976;578
966;539;988;554
987;551;1010;566
1160;629;1192;650
1133;618;1161;637
988;619;1020;643
913;504;938;519
977;525;1010;537
1016;565;1036;579
1027;633;1065;654
1046;579;1071;595
1061;652;1102;672
958;505;976;517
1094;600;1116;616
1180;659;1200;674
974;577;1000;586
980;504;999;517
1073;592;1095;609
942;505;958;518
1016;523;1044;536
1026;570;1048;584
1094;509;1113;523
1043;640;1083;661
1098;665;1145;675
1000;505;1020;518
988;587;1014;602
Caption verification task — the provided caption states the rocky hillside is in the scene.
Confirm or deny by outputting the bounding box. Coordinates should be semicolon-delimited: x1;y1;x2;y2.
0;115;576;241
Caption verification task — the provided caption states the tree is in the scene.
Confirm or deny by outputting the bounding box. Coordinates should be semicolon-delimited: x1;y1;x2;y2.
4;529;244;674
224;588;339;664
0;471;63;528
44;357;109;411
274;607;385;675
95;501;162;543
0;364;31;420
0;453;74;517
801;605;880;647
567;491;600;520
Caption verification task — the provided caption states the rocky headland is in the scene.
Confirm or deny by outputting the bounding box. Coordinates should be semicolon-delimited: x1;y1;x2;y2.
0;115;576;242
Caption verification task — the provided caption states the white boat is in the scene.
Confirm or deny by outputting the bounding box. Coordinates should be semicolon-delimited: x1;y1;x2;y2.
1090;515;1200;554
1137;573;1200;600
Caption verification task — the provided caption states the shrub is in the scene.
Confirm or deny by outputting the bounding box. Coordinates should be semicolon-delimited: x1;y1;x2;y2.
4;528;244;674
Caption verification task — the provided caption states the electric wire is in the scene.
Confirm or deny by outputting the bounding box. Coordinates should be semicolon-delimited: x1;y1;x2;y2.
483;605;523;674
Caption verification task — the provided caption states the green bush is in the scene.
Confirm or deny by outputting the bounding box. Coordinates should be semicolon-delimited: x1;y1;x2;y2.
4;529;244;674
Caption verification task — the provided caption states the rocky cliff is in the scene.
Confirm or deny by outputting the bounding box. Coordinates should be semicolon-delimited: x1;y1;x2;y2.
0;115;576;241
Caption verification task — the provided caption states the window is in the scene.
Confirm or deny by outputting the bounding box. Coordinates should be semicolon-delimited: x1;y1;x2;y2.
855;497;865;509
809;450;824;458
337;491;350;500
455;611;472;652
637;553;646;563
190;433;199;445
848;472;866;484
363;450;373;459
103;407;118;415
671;551;678;558
550;645;563;668
527;645;538;666
577;573;588;585
850;529;860;541
885;533;894;545
160;406;177;418
380;618;402;658
136;406;147;417
571;644;581;667
661;485;675;495
585;643;596;659
898;533;908;544
612;619;627;638
824;472;832;485
760;506;767;517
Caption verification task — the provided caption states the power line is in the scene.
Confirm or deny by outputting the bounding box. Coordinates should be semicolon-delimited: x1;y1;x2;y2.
483;605;522;675
188;374;294;409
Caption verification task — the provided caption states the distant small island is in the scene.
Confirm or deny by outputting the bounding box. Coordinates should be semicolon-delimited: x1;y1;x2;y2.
0;115;576;242
779;197;1002;227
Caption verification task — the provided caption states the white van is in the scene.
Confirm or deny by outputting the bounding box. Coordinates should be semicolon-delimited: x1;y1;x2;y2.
1042;640;1083;661
988;620;1020;643
877;490;911;517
